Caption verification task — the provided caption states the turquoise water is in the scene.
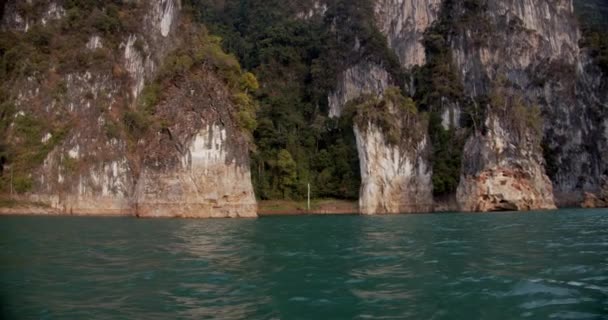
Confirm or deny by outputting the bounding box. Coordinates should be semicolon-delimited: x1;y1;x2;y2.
1;209;607;319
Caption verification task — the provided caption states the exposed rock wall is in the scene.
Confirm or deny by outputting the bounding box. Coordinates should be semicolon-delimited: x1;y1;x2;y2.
328;63;391;117
355;122;432;214
329;0;604;212
452;0;579;90
329;61;433;214
134;68;257;218
457;115;556;211
2;0;257;217
136;124;256;218
446;0;605;209
374;0;441;67
324;0;441;214
328;0;441;214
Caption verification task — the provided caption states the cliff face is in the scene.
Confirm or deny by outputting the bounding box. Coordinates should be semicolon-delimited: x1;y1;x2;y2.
326;0;440;214
456;115;556;211
449;0;606;208
3;0;605;216
374;0;441;67
328;63;391;118
328;0;604;213
329;61;433;214
355;120;432;214
1;1;257;217
134;67;256;218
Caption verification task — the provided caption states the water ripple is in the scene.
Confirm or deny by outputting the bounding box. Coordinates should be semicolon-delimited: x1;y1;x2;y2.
1;209;607;319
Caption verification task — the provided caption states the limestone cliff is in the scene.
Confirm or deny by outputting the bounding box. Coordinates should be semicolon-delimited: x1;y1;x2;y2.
3;0;606;216
328;63;391;118
447;0;606;208
374;0;441;67
134;67;256;218
0;1;257;217
329;61;433;214
457;114;556;211
355;120;432;214
323;0;443;214
328;0;605;213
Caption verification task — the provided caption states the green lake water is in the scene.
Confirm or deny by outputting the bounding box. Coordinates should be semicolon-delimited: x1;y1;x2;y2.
1;209;607;319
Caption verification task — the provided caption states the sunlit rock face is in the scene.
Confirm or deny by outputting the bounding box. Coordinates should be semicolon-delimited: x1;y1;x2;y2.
2;0;257;217
355;123;433;214
330;61;433;214
135;124;257;218
345;0;599;212
328;0;440;214
457;116;556;212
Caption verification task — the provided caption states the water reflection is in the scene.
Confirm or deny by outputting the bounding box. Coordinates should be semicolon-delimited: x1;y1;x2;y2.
1;210;607;319
172;220;274;319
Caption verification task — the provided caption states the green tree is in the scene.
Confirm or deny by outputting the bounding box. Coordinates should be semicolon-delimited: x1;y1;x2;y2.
277;149;297;198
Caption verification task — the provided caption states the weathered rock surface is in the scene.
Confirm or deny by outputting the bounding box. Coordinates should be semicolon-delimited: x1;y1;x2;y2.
328;63;391;118
374;0;441;67
341;0;443;214
355;122;432;214
457;115;556;211
580;176;608;208
134;68;257;218
581;192;606;209
351;0;607;211
330;61;433;214
1;0;257;217
445;0;606;209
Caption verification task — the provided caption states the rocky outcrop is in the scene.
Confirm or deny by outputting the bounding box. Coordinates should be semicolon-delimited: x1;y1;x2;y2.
134;68;257;218
444;0;606;209
355;122;432;214
374;0;441;67
580;176;608;208
327;0;441;214
1;0;257;217
319;0;604;213
135;124;257;218
457;115;556;211
328;63;391;117
581;192;606;209
329;61;433;214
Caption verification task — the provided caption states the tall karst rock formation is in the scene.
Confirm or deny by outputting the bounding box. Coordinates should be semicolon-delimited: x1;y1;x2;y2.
327;0;606;213
2;0;605;216
0;0;257;217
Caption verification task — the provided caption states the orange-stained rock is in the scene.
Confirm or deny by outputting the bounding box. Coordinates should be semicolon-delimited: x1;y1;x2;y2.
457;116;556;212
